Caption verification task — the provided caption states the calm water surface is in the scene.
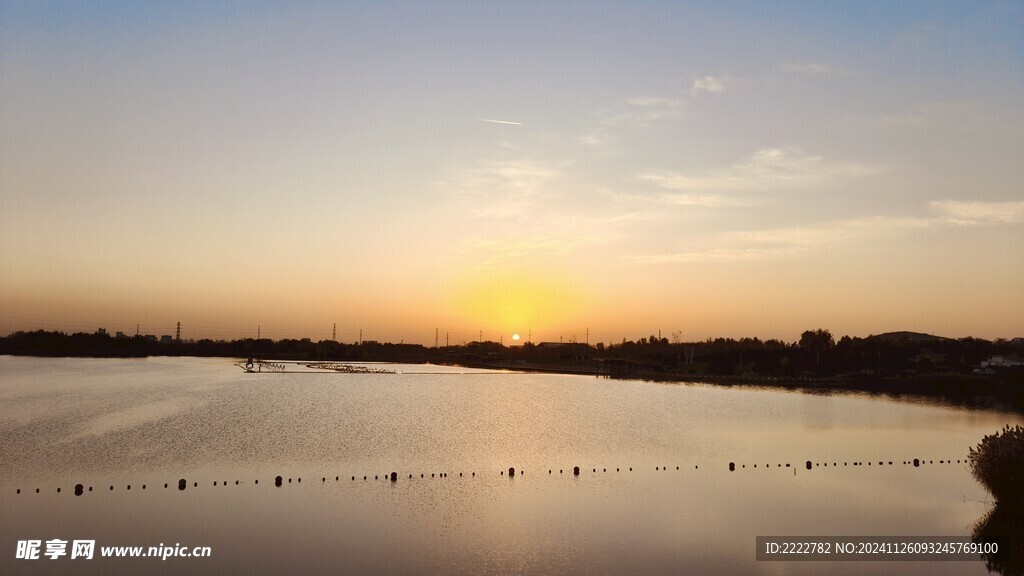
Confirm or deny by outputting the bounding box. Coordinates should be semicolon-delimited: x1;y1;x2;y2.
1;356;1021;575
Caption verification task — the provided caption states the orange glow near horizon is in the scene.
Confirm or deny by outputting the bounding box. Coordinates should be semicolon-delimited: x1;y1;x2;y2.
447;269;588;339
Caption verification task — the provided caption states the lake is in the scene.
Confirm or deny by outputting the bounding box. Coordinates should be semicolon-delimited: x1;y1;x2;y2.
1;355;1021;575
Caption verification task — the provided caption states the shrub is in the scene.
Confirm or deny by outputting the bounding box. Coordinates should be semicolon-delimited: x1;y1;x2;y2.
969;425;1024;504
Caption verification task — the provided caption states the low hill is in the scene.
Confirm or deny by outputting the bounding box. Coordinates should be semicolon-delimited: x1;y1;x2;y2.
867;331;953;344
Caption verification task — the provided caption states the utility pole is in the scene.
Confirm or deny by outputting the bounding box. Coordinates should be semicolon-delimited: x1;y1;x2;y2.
446;332;449;347
135;324;139;336
333;323;336;341
359;329;362;345
176;322;181;342
500;335;503;346
479;330;482;343
435;328;439;348
528;329;531;344
258;325;261;340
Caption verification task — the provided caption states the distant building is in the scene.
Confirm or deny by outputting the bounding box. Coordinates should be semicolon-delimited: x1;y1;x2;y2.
144;335;157;343
115;331;126;339
983;355;1024;368
97;328;107;336
973;355;1024;375
160;335;173;344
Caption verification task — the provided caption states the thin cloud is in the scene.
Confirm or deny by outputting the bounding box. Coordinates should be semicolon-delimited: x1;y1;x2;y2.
778;62;839;76
596;97;684;128
656;192;755;208
691;75;727;96
639;146;879;193
929;200;1024;225
628;97;685;108
632;216;930;264
444;159;557;219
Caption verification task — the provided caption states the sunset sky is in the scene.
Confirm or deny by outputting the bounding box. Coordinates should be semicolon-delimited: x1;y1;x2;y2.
2;1;1022;345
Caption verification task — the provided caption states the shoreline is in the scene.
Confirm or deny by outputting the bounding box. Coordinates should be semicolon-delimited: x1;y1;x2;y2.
4;352;1021;415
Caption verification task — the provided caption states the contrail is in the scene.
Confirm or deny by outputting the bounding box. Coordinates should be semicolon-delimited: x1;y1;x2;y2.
478;118;522;125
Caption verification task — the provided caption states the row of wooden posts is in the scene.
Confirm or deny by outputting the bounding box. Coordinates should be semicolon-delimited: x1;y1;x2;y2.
13;457;967;496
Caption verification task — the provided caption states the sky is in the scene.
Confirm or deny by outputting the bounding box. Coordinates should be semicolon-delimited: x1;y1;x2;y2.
2;1;1023;345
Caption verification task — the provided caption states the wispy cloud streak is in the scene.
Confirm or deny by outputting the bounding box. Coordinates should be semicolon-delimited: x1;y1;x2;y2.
640;147;879;194
478;118;522;125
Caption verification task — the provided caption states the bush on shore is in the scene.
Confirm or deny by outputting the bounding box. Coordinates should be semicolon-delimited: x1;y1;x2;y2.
969;425;1024;504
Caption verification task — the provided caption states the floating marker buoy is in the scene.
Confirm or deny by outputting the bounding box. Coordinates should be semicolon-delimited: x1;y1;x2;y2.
142;485;146;490
573;466;580;476
785;464;790;468
36;488;40;493
806;461;812;470
16;489;20;494
75;484;83;496
255;480;259;484
235;481;239;485
913;459;920;467
89;487;92;492
729;462;735;471
390;472;397;482
275;476;283;487
374;476;378;480
193;482;197;487
179;479;186;491
214;482;217;486
509;468;515;477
